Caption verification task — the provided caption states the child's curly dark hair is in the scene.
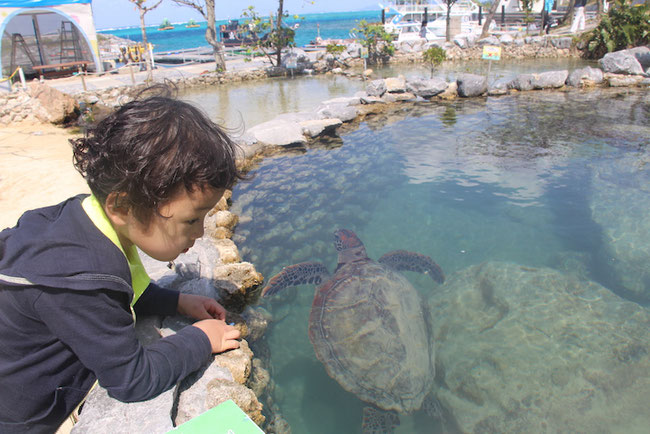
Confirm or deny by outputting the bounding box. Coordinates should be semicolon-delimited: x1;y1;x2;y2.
70;85;246;223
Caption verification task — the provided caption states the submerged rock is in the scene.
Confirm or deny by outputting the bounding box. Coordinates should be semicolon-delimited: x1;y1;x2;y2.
428;262;650;433
591;154;650;301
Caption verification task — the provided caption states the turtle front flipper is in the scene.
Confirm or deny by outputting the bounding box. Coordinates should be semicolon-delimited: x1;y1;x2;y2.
261;262;330;297
362;406;400;434
378;250;445;284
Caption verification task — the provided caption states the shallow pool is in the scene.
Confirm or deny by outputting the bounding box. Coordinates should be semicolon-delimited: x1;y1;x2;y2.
230;87;649;433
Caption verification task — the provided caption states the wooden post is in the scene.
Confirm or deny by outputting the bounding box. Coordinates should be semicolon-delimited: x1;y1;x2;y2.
129;63;136;85
78;66;87;91
18;67;26;89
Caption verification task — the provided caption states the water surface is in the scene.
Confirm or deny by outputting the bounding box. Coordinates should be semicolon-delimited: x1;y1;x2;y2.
228;87;649;432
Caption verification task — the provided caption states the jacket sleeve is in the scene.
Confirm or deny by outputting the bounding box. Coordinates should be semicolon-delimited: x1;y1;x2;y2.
133;282;179;317
33;287;212;402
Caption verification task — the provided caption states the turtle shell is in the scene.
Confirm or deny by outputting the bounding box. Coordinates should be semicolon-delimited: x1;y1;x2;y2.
308;259;434;413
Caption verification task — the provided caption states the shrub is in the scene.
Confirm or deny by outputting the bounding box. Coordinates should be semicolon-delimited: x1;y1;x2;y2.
352;20;395;65
326;44;346;55
584;0;650;58
423;46;446;77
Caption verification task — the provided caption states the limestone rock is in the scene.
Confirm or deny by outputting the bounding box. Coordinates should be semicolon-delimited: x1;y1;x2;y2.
550;37;572;49
241;306;271;343
212;262;263;297
172;237;221;281
477;36;499;46
72;386;175;434
246;119;307;146
438;81;458;100
606;74;643;87
384;76;407;93
406;77;449;98
366;79;387;97
600;50;645;75
213;339;254;384
174;359;236;425
626;46;650;71
381;91;415;102
213;238;241;264
299;118;342;137
566;66;604;87
530;70;568;89
487;78;509;95
499;34;514;45
28;82;78;124
316;102;358;122
428;262;650;433
456;73;487;97
508;73;534;91
249;358;270;397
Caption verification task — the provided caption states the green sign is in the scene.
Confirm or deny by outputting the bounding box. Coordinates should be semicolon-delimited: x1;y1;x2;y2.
168;400;263;434
360;47;369;59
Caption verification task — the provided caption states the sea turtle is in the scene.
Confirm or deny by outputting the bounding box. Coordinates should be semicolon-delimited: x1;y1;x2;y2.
262;229;445;433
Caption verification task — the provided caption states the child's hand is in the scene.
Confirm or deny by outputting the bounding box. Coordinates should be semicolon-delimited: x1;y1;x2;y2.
178;293;226;321
192;320;241;353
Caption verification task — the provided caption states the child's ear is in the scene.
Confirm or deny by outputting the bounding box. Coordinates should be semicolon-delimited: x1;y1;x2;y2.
103;192;131;225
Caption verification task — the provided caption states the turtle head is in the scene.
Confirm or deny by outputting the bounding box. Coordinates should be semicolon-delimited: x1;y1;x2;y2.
334;229;368;263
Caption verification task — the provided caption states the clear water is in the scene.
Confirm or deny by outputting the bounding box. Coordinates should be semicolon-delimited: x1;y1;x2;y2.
228;88;650;432
179;58;597;132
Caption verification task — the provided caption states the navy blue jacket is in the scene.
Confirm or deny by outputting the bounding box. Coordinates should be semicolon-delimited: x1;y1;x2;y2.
0;196;212;433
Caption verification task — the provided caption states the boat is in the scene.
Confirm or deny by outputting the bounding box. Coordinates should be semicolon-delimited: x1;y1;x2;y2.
158;18;174;31
380;0;481;42
185;19;200;28
218;19;256;47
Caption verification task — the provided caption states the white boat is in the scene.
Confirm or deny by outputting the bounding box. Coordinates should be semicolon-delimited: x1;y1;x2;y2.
379;0;481;42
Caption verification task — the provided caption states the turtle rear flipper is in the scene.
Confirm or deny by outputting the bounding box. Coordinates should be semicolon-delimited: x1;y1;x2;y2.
378;250;445;284
261;262;330;297
362;406;400;434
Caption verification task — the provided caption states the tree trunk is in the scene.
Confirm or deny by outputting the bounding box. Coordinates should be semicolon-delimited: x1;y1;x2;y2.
445;4;451;41
480;0;501;38
139;11;151;75
560;0;575;26
205;0;226;71
276;0;284;67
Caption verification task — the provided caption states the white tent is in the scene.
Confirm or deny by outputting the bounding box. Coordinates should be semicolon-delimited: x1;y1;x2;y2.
0;0;102;78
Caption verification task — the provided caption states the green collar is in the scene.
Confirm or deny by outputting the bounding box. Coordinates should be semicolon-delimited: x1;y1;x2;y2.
81;195;150;306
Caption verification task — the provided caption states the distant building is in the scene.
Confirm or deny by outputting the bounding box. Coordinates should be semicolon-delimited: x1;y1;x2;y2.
0;0;102;79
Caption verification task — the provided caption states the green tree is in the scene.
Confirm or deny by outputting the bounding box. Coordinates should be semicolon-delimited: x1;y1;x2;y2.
352;20;395;65
423;46;446;78
584;0;650;58
128;0;162;76
241;3;299;67
172;0;227;71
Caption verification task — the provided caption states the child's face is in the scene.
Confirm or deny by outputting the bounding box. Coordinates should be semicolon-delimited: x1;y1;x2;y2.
116;185;224;262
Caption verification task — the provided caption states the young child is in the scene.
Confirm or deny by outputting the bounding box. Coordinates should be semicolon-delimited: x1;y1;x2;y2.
0;86;245;433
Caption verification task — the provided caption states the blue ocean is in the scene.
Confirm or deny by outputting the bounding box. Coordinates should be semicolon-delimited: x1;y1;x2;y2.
98;10;382;53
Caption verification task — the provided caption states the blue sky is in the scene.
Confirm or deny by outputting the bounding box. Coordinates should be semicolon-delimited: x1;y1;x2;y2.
91;0;379;30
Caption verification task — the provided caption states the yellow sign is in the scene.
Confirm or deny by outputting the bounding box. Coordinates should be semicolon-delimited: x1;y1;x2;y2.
482;45;501;61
